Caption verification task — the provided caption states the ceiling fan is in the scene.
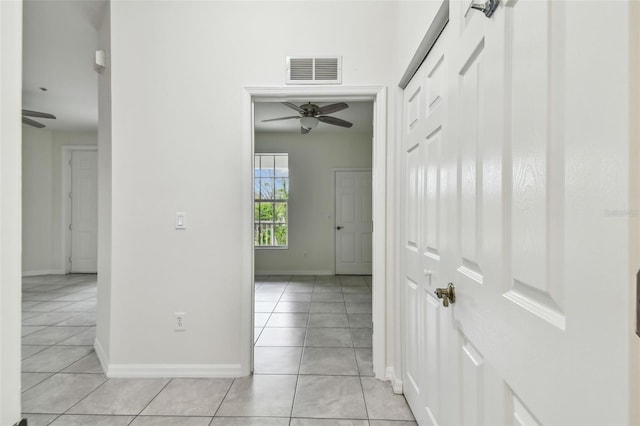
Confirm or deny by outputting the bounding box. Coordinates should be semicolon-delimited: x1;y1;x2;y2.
22;109;56;128
262;102;353;134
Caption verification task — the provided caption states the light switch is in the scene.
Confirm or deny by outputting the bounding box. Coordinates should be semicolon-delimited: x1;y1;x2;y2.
176;212;186;230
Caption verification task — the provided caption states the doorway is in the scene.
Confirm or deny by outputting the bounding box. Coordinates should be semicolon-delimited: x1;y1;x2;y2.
242;86;387;378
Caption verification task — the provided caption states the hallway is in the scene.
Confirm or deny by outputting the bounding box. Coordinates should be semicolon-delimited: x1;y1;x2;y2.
20;274;415;425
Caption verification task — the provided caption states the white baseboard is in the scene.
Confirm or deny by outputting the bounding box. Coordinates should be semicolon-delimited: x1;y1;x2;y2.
94;338;109;375
255;269;334;276
105;363;243;378
386;366;403;394
93;338;242;378
22;269;66;277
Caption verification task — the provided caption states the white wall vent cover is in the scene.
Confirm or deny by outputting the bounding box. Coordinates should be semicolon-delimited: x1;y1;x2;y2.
286;56;342;85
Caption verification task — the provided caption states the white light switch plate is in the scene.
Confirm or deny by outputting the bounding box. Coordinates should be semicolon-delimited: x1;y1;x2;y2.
176;212;186;230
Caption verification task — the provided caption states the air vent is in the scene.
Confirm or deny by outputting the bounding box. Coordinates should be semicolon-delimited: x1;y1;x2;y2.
286;56;342;85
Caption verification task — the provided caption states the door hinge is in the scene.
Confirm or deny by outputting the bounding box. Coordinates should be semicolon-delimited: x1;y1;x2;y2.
69;192;72;199
68;256;72;264
69;224;72;231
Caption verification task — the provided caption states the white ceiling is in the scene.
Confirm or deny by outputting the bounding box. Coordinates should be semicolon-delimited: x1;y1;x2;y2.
254;101;373;135
23;0;105;132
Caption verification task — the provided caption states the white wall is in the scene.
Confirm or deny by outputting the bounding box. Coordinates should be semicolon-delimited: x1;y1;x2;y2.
631;3;640;422
104;1;397;374
0;0;23;423
255;128;373;275
21;128;97;275
96;0;113;371
391;1;442;83
22;126;53;274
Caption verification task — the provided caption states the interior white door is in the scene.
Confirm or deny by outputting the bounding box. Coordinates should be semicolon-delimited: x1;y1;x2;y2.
401;25;459;426
71;150;98;273
402;1;633;424
335;170;373;275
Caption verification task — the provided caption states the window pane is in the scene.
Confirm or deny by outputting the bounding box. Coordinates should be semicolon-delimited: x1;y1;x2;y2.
274;225;287;246
254;203;260;221
275;202;287;223
275;178;288;199
261;155;275;177
275;155;288;177
256;223;274;246
258;202;274;221
260;178;274;199
254;179;261;200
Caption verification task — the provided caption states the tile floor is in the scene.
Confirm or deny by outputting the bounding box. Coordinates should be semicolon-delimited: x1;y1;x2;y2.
21;274;416;425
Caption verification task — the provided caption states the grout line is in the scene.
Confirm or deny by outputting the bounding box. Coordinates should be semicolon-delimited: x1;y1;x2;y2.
212;377;236;418
131;377;174;420
59;371;110;416
287;275;313;423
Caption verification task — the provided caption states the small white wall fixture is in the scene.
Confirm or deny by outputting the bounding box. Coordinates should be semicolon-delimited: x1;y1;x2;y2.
243;86;387;378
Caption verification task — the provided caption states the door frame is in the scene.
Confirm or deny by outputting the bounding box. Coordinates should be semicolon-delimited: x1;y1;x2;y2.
333;168;373;275
242;86;387;378
61;145;98;274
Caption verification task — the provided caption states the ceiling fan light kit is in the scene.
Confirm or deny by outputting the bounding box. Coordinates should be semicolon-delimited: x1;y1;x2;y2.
300;116;319;130
262;101;353;134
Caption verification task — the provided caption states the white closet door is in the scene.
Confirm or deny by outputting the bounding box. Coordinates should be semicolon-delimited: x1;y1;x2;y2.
402;1;633;424
401;27;456;426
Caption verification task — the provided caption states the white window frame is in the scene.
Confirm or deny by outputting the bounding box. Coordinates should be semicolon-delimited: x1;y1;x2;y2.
254;153;289;249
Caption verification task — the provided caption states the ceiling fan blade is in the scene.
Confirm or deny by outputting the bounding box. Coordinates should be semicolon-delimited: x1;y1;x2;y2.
262;116;301;123
22;109;56;119
316;102;348;115
301;126;310;135
22;116;46;128
318;115;353;128
282;102;305;113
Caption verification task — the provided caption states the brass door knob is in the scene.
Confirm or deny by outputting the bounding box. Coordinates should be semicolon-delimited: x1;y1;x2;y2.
470;0;499;18
435;283;456;307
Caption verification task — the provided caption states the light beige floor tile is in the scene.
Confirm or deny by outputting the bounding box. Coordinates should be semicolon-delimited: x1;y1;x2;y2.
141;378;233;416
68;378;169;415
292;375;367;419
254;346;302;375
22;373;107;414
300;347;358;376
361;377;415;421
255;327;306;347
216;375;297;417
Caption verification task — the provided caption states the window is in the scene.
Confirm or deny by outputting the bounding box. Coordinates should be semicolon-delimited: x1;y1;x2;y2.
254;153;288;247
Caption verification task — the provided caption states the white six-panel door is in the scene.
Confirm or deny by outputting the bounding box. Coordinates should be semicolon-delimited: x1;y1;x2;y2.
335;170;373;275
402;0;633;424
402;25;455;426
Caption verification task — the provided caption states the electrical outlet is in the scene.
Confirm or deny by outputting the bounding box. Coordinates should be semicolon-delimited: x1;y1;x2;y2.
174;312;186;331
